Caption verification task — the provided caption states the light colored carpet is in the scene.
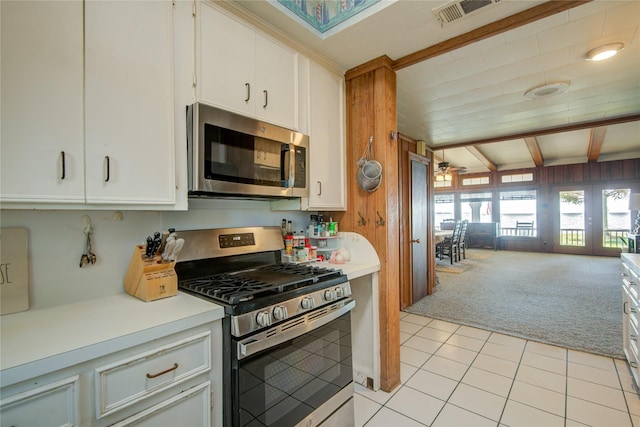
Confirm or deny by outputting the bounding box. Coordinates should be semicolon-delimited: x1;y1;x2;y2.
407;249;623;359
435;249;493;273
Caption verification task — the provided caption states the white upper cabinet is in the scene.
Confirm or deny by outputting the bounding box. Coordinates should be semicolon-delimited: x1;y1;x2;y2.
0;1;176;207
197;2;298;130
303;59;346;211
84;1;175;205
0;0;85;203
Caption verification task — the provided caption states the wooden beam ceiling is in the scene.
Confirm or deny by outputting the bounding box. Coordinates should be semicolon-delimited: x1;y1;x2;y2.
587;126;607;162
466;146;497;171
391;0;592;71
428;113;640;150
524;137;544;167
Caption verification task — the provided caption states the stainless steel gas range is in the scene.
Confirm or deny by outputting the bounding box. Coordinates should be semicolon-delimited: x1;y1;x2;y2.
174;226;355;427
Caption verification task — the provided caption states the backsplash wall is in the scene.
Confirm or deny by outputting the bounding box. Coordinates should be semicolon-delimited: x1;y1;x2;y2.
1;200;310;310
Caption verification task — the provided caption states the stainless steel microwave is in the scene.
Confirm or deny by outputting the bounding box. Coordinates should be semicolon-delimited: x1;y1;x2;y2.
187;103;309;198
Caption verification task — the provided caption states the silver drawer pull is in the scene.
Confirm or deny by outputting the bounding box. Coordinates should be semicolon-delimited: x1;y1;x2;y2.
146;362;178;379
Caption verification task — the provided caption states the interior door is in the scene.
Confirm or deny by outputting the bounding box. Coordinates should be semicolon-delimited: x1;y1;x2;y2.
411;156;428;303
553;185;632;256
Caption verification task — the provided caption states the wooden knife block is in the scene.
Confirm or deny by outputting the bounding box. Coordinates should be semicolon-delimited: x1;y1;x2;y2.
124;245;177;302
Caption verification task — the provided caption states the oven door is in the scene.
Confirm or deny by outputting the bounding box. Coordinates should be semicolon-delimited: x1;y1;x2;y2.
231;300;355;427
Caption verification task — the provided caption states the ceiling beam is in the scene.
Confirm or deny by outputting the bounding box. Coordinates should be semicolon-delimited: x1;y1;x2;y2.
392;1;591;71
587;126;607;162
429;114;640;150
524;137;544;167
466;146;497;171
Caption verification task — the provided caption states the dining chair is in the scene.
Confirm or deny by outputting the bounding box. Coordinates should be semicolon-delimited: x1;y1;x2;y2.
457;220;469;261
436;220;461;264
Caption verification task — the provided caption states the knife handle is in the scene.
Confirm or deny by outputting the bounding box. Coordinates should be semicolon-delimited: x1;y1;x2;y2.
145;236;154;257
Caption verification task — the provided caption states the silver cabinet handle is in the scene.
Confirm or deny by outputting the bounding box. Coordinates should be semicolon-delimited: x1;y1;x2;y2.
245;83;250;102
317;181;322;196
60;151;66;180
104;156;110;182
263;90;268;108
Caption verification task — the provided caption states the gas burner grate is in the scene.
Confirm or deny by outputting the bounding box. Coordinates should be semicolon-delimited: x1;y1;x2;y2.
179;263;342;305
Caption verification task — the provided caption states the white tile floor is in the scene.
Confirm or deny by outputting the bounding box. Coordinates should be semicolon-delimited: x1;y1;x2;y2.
354;312;640;427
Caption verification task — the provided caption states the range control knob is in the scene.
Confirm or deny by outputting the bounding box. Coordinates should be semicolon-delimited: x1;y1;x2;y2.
324;289;336;302
301;297;315;309
273;306;288;321
256;311;272;327
334;287;344;299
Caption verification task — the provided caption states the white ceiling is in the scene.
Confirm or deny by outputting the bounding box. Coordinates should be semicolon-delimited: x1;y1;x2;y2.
232;0;640;174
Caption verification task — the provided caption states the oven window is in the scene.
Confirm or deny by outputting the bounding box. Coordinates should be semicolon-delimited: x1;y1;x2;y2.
204;124;284;187
238;312;352;426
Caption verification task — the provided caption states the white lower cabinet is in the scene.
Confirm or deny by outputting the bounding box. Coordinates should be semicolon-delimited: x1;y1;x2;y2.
0;324;220;427
110;382;210;427
0;375;79;427
622;254;640;387
95;331;211;419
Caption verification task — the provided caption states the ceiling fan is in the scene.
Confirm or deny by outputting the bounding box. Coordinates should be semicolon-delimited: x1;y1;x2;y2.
434;150;467;181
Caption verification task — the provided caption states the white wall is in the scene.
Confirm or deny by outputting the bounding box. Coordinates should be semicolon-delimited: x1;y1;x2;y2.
0;200;311;310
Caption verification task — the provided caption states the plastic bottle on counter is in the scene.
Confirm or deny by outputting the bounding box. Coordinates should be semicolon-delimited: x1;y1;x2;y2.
285;221;293;255
328;217;338;236
309;215;318;237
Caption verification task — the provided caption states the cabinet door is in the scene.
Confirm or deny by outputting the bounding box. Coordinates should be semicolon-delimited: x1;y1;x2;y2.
0;375;79;427
305;61;346;210
0;0;85;203
84;1;175;205
254;34;298;130
198;2;255;117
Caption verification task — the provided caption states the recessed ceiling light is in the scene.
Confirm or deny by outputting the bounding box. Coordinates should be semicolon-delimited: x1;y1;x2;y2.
584;42;624;61
524;82;570;99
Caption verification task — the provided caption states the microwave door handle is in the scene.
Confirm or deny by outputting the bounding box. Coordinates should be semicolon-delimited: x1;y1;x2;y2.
280;143;295;188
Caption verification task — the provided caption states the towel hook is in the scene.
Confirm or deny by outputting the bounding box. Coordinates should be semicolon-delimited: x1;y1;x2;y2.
357;211;367;226
376;211;385;227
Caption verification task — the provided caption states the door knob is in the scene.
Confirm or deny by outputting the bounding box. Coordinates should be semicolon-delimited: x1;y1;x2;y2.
411;239;421;243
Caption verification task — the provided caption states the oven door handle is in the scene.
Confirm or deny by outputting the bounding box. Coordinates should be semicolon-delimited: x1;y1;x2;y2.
237;299;355;360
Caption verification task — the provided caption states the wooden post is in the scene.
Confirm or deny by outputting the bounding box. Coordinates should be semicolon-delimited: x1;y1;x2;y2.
330;56;401;392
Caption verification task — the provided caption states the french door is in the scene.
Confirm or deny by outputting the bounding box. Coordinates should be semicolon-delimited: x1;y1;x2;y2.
553;184;632;256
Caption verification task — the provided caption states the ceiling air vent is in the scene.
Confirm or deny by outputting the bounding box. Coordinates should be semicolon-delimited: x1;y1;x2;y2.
433;0;503;26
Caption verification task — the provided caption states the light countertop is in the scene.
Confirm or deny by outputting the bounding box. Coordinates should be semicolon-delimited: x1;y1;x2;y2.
1;232;380;388
0;292;224;387
622;253;640;270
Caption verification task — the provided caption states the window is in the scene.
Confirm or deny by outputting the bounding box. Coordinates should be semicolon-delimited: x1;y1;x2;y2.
499;190;537;236
434;194;455;230
434;180;452;188
501;173;533;183
460;192;492;223
462;176;489;186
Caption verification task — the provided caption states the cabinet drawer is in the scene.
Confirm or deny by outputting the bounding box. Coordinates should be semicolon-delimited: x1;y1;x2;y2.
109;381;211;427
0;375;78;427
95;331;210;419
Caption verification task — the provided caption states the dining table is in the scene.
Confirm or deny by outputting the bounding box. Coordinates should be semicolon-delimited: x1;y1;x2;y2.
434;230;453;243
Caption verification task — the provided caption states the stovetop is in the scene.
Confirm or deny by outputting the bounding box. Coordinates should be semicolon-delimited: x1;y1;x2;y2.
179;262;345;306
174;227;353;337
